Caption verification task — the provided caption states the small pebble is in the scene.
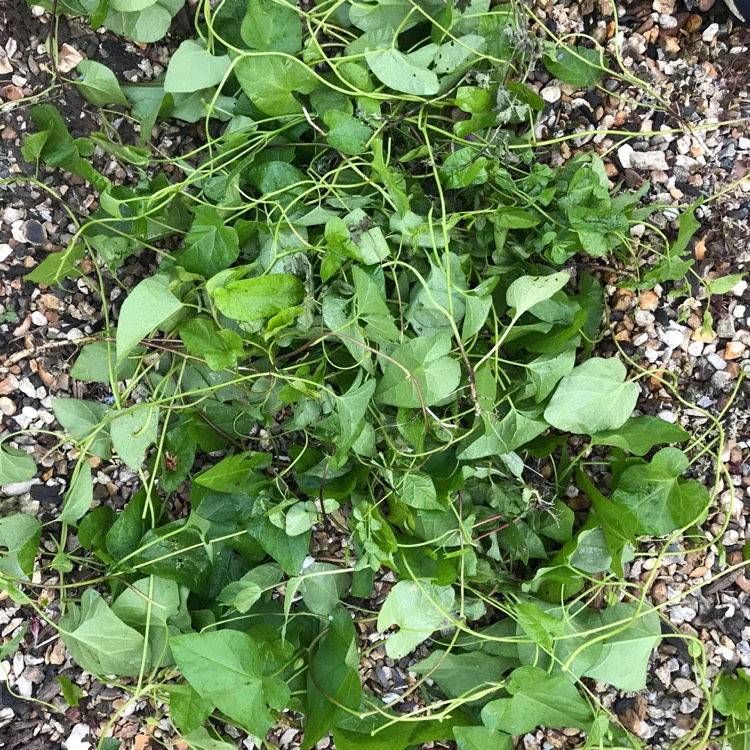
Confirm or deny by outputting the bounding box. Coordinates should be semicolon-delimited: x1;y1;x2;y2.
21;219;46;245
706;353;727;370
541;85;562;103
630;150;669;171
0;397;16;416
702;23;719;43
635;309;655;326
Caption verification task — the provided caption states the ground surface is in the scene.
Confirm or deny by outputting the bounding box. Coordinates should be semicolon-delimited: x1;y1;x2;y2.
0;0;749;748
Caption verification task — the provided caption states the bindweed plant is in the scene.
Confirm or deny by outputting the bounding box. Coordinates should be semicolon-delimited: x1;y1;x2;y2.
2;0;746;747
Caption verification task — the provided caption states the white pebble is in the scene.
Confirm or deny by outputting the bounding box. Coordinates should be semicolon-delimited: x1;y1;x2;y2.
618;143;634;169
659;13;678;28
635;309;655;326
733;304;746;318
661;328;684;349
706;353;727;370
630;150;669;171
702;22;719;43
64;724;95;750
731;279;747;297
658;410;678;424
687;341;704;356
541;85;561;103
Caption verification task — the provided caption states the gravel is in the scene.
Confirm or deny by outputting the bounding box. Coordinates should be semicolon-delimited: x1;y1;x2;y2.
1;0;749;747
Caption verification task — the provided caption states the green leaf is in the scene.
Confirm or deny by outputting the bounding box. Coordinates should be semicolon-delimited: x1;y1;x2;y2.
456;409;547;460
439;147;488;189
195;451;271;493
590;415;689;456
124;84;168;144
612;447;710;535
179;317;244;371
105;0;183;43
412;651;516;701
235;55;317;116
544;358;639;434
555;602;662;691
374;333;461;408
164;40;232;94
133;525;212;597
323;110;373;155
70;341;141;383
398;472;442;511
333;375;377;464
514;601;564;653
56;675;84;707
108;0;157;11
165;684;215;736
0;446;36;485
706;273;746;296
300;561;351;615
241;0;302;53
248;512;311;576
111;576;190;668
715;670;750;721
179;206;240;277
376;579;455;658
213;274;305;322
523;348;576;403
110;404;159;470
22;105;109;192
481;666;593;734
59;589;148;677
305;609;362;748
171;630;290;738
218;562;283;612
543;45;603;87
365;47;439;95
454;727;513;750
353;266;399;341
51;398;111;460
59;465;94;524
25;242;86;285
0;514;41;579
78;505;115;551
75;60;129;107
106;488;153;559
116;276;184;361
334;715;458;750
506;272;570;318
181;727;236;750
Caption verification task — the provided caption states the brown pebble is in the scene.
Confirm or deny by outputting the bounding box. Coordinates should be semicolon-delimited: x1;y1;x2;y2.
49;639;67;665
651;581;669;603
37;293;61;311
612;288;635;312
694;237;707;261
737;575;750;594
689;566;708;578
685;14;702;32
639;290;659;311
724;341;746;360
0;374;19;395
2;85;24;101
0;397;16;416
726;362;741;378
1;126;16;140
